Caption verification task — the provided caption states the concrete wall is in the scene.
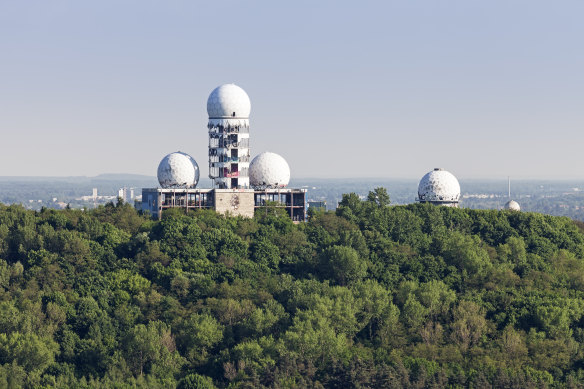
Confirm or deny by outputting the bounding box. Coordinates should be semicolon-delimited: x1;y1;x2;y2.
214;189;255;218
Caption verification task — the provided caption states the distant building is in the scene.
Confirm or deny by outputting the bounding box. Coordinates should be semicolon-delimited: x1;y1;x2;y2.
504;200;521;211
118;187;135;203
503;177;520;211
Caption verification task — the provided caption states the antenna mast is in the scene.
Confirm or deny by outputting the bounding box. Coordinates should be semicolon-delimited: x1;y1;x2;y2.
508;176;511;198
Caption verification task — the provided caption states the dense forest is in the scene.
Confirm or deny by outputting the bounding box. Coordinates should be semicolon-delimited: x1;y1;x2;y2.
2;188;584;388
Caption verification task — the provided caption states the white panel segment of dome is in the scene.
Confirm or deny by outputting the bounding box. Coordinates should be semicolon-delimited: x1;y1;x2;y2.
504;200;521;211
157;152;200;188
417;168;460;203
207;84;251;128
249;152;291;189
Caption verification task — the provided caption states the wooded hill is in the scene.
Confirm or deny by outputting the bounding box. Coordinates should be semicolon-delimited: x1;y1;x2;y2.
2;188;584;388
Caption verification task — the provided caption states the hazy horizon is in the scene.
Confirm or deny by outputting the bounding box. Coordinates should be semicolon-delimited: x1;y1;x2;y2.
1;1;583;179
1;174;584;183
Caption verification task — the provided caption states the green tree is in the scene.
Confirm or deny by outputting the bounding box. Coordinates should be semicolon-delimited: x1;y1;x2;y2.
442;231;491;276
367;187;390;207
320;245;367;286
416;280;456;319
0;332;59;372
250;238;280;269
352;280;393;339
401;294;428;332
178;373;217;389
283;309;351;367
123;321;185;379
176;314;223;365
450;301;487;351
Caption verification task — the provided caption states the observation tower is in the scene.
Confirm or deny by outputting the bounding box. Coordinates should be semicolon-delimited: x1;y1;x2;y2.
207;84;251;189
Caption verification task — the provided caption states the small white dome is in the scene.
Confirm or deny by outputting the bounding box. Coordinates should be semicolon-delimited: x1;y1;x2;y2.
504;200;521;211
157;152;200;188
418;168;460;203
249;152;291;189
207;84;251;119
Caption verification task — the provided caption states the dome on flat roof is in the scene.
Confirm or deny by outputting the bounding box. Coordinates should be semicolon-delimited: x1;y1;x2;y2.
418;168;460;203
157;152;200;188
207;84;251;119
249;152;291;189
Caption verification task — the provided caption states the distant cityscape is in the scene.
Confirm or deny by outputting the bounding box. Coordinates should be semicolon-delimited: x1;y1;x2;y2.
1;176;584;221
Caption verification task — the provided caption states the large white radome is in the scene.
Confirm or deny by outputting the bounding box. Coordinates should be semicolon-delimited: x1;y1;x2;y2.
207;84;251;119
157;152;200;188
249;152;291;189
504;200;521;211
418;168;460;203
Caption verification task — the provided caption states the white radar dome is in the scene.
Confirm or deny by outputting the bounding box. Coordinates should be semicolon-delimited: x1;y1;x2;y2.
504;200;521;211
418;168;461;203
249;152;291;189
207;84;251;119
157;152;200;188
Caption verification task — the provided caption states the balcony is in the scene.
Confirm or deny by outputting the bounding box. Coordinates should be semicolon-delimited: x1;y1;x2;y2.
208;126;249;134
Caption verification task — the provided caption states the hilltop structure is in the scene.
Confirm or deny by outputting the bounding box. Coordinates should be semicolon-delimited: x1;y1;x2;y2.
417;168;461;207
504;176;521;211
141;84;306;221
504;199;521;211
207;84;251;189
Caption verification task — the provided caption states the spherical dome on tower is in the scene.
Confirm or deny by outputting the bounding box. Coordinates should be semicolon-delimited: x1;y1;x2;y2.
504;200;521;211
249;152;291;189
418;168;461;203
157;152;200;188
207;84;251;119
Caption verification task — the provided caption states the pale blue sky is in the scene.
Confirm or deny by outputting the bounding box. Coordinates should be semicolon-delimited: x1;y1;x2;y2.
1;1;582;179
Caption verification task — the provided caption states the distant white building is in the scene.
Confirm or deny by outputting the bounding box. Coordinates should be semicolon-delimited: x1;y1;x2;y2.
118;187;135;203
504;200;521;211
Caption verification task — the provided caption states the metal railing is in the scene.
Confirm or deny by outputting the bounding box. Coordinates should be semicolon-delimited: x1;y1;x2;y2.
208;126;249;134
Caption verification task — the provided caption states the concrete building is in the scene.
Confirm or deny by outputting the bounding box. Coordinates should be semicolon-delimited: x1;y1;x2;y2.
141;187;306;221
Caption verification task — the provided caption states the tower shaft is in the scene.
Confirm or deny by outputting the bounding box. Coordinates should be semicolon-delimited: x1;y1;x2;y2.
508;176;511;198
208;122;250;189
206;84;252;189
